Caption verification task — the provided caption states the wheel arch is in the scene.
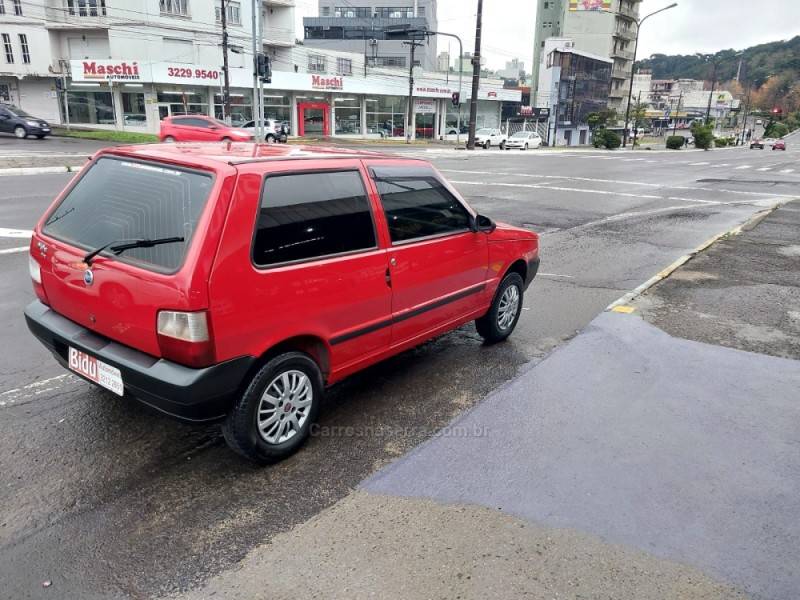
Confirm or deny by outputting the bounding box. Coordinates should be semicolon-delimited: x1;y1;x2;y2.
504;258;528;283
248;334;331;386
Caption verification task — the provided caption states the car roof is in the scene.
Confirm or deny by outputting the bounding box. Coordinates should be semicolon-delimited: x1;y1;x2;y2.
99;142;400;170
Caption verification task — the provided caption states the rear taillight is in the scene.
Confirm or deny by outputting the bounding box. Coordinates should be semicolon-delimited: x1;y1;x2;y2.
156;310;215;368
29;254;49;305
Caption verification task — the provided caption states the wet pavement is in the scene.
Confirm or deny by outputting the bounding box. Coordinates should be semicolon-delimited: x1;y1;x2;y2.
1;140;799;598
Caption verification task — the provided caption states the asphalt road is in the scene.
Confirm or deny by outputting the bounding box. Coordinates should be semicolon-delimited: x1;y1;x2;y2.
1;136;798;598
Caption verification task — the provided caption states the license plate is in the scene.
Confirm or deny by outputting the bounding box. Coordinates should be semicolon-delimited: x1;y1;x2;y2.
68;347;124;396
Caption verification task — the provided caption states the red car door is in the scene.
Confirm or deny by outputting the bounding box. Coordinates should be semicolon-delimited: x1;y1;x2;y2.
367;162;489;347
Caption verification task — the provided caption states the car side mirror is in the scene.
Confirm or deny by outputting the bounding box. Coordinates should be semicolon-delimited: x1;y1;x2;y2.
474;214;496;233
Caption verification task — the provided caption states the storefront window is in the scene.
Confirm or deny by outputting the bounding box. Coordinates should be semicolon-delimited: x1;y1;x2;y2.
334;96;360;135
445;103;466;135
366;95;405;138
157;89;208;118
263;91;290;122
121;87;146;127
213;90;253;125
67;88;115;125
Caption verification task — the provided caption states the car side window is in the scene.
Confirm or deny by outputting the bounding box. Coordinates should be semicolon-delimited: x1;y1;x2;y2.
371;165;472;243
174;117;207;128
253;170;376;267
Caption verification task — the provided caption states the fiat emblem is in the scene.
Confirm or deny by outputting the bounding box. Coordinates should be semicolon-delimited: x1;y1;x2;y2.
83;269;94;286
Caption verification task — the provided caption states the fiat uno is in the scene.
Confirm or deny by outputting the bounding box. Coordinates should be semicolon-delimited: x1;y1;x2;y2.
25;143;539;462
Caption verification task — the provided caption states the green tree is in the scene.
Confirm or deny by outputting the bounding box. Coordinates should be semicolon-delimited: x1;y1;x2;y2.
691;122;714;150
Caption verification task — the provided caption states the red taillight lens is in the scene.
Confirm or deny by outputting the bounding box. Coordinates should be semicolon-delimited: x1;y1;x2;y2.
156;310;215;368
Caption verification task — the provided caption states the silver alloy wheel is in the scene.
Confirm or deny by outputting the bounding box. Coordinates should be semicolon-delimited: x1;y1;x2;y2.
14;126;26;139
497;284;520;331
257;370;313;445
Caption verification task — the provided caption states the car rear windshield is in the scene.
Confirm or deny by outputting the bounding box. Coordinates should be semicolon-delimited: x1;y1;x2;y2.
42;157;213;272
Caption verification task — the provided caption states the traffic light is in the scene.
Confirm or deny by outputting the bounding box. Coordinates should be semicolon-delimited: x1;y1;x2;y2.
451;92;460;107
256;53;271;83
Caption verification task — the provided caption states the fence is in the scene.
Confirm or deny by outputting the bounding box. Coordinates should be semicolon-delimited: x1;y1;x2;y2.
505;119;548;139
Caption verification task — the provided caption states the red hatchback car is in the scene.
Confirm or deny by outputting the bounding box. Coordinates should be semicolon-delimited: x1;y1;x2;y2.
159;115;253;143
25;143;539;462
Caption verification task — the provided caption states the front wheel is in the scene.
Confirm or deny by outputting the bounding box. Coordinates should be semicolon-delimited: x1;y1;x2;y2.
523;143;528;151
14;126;27;139
163;135;176;143
266;133;276;144
222;352;323;463
484;140;490;149
475;272;524;344
499;140;506;150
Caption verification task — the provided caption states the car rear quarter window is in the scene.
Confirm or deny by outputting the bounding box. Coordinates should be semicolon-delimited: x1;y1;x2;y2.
253;170;376;267
371;165;472;243
42;157;213;272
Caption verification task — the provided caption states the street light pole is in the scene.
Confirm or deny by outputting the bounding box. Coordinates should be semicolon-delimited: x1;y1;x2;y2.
622;2;677;148
705;59;718;125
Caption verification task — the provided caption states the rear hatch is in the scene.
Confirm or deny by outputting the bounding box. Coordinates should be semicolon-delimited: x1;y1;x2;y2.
36;156;216;357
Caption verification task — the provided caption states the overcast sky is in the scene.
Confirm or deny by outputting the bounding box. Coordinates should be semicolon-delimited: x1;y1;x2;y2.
295;1;800;71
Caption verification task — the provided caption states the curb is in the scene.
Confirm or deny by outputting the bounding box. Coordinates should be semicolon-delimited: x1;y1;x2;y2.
0;165;83;177
606;203;784;311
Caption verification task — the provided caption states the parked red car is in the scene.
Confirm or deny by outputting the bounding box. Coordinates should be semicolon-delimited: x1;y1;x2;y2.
772;140;786;151
159;115;253;143
25;144;539;462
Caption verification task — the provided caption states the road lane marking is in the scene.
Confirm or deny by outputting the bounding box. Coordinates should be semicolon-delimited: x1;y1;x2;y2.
440;169;789;198
0;227;33;238
735;165;751;169
0;374;77;407
0;246;28;255
689;162;710;166
538;273;574;279
757;167;772;171
448;180;662;200
781;169;795;173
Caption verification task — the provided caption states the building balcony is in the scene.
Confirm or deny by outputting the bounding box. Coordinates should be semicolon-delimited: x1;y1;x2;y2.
44;1;110;28
613;26;636;41
617;3;638;19
612;47;635;61
612;67;631;80
263;26;295;47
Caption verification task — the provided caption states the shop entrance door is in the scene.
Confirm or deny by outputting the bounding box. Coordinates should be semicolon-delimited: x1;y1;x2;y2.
157;104;171;121
298;102;329;136
416;112;435;139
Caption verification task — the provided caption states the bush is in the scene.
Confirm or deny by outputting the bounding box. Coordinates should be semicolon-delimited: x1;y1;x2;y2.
592;129;608;148
603;130;621;149
715;137;729;147
691;123;714;150
666;135;684;150
764;122;789;138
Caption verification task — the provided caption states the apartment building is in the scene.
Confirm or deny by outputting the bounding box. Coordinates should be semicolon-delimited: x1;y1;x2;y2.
0;0;515;137
303;0;438;71
532;0;641;113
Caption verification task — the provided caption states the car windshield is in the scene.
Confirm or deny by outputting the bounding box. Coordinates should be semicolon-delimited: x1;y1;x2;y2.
42;157;214;272
477;128;492;135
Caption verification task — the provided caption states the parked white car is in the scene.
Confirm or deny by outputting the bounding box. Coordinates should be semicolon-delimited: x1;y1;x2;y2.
241;118;290;142
505;131;542;150
474;128;506;149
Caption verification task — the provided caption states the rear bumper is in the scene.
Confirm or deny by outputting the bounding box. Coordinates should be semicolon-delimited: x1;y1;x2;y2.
24;300;254;422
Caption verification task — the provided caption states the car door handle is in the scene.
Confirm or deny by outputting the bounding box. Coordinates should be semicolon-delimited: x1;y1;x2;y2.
390;257;397;266
385;267;392;288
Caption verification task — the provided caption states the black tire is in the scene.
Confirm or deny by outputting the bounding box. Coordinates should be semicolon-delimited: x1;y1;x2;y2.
36;135;46;139
484;140;490;149
266;133;276;143
13;126;27;139
222;352;323;463
499;140;506;150
523;143;528;151
475;272;524;344
221;136;232;142
163;135;176;143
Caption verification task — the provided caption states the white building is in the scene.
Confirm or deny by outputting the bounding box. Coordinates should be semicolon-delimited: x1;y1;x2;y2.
437;51;450;73
0;0;518;138
497;58;525;81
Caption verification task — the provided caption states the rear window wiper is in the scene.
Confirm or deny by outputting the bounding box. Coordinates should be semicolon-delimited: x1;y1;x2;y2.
83;236;185;265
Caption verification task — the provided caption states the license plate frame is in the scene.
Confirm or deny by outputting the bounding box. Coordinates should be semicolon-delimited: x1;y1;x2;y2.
68;347;124;396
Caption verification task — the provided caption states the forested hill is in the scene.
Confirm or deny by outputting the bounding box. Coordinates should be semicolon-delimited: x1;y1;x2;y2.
636;36;800;88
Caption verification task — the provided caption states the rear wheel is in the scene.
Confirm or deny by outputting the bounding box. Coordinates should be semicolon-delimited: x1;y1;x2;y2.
222;136;232;142
266;133;276;143
523;143;528;151
222;352;323;463
475;272;524;344
163;135;176;143
13;126;27;139
484;140;490;149
499;140;506;150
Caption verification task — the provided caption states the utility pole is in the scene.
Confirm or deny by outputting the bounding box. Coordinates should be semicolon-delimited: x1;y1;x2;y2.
632;89;642;147
221;0;231;124
705;59;718;125
251;0;261;141
466;0;483;150
672;90;682;137
403;40;423;144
